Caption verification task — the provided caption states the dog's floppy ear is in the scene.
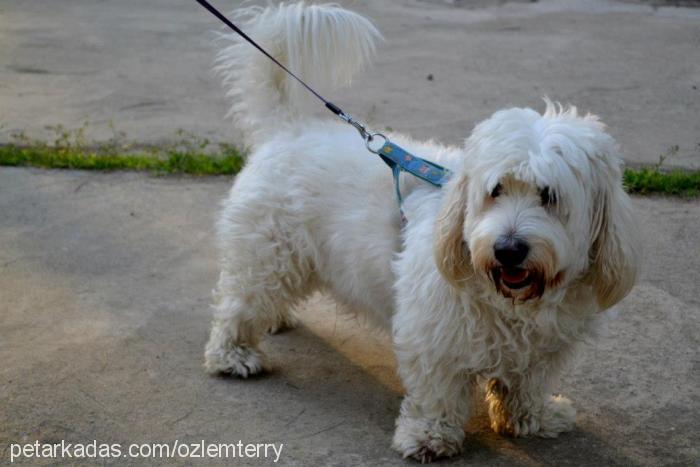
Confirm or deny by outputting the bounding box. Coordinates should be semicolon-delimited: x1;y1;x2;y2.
588;180;641;310
434;172;472;287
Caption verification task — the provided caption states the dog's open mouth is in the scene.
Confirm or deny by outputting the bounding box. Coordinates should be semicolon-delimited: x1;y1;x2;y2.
493;267;532;290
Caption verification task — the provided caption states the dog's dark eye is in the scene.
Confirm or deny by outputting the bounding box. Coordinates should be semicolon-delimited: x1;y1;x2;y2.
540;186;556;206
491;183;502;198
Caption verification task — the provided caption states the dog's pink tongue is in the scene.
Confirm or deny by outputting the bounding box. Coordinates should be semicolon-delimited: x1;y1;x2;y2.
502;268;528;283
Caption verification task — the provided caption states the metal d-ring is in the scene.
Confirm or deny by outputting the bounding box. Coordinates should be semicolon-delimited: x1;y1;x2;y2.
365;133;388;154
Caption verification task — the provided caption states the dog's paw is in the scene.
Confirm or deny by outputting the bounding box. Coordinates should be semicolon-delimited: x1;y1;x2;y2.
392;416;464;463
538;395;576;438
268;313;299;335
491;395;576;438
491;413;540;438
204;345;269;377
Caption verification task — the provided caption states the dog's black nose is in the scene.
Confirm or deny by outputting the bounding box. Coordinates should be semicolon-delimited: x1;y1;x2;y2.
494;237;529;267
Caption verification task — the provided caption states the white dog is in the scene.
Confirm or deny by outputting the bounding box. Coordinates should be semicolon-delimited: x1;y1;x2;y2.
203;2;641;462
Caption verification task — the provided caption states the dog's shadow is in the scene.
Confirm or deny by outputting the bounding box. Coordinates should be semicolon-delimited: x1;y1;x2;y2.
206;296;641;466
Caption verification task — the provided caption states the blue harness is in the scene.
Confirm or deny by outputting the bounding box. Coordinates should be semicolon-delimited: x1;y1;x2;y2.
376;140;452;205
342;118;452;221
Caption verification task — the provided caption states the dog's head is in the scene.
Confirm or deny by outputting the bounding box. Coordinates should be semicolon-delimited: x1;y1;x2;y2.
434;102;641;309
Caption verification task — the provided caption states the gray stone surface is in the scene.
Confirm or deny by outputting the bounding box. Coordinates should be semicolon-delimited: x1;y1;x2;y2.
1;0;699;465
1;0;699;167
1;168;698;466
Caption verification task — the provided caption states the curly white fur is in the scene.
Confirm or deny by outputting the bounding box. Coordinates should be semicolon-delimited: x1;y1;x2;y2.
204;2;641;462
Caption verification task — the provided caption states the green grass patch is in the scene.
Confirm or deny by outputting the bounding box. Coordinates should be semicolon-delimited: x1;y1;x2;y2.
0;125;245;176
3;141;698;196
1;126;698;196
0;144;245;175
624;167;700;197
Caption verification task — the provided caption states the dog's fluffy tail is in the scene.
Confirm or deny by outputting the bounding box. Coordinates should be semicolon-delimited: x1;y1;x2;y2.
214;2;381;146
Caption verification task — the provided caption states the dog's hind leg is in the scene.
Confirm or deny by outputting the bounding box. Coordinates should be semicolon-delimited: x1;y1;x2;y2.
204;203;316;377
205;295;269;377
204;273;271;377
204;268;311;376
267;310;299;335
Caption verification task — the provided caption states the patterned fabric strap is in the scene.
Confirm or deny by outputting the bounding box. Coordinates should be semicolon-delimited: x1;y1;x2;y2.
373;140;452;224
377;141;452;188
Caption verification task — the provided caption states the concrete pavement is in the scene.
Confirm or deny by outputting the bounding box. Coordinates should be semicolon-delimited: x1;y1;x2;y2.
1;0;699;465
1;168;699;466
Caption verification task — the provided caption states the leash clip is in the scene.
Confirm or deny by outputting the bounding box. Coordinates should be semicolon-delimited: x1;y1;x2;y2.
337;112;387;154
338;112;371;142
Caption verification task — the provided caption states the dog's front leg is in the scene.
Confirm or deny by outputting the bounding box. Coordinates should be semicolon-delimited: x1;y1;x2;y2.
391;324;471;462
392;389;470;463
485;355;576;438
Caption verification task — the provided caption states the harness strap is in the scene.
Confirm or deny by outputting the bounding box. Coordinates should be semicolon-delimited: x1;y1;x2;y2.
374;140;451;224
377;141;451;188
